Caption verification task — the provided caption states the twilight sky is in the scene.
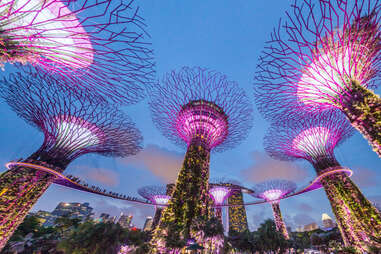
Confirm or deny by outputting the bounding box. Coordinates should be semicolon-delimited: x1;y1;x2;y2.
0;0;380;230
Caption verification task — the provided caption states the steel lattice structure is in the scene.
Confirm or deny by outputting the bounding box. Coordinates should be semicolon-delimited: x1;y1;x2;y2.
0;72;142;249
0;0;154;104
149;66;253;253
150;66;253;152
138;185;170;232
254;0;381;156
265;110;353;170
252;180;296;240
264;110;381;250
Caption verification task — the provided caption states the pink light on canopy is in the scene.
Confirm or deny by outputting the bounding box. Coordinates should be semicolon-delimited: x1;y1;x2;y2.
152;195;170;208
262;189;283;201
254;0;380;119
176;100;228;149
0;0;93;69
252;180;296;203
292;126;331;160
297;46;371;109
54;115;104;152
209;186;231;205
1;0;155;105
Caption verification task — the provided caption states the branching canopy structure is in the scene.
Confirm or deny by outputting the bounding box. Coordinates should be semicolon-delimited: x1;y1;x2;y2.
0;0;155;104
138;185;170;208
254;0;381;156
1;72;143;166
252;179;296;239
264;111;380;250
149;66;253;152
264;110;353;171
0;72;142;249
149;66;253;252
254;0;380;116
252;180;296;202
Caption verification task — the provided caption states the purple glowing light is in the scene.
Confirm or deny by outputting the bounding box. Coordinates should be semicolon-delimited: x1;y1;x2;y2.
292;126;331;158
254;0;380;120
149;67;253;152
176;100;228;149
297;47;368;107
1;0;93;69
138;186;170;208
152;195;170;207
209;186;231;205
253;180;297;202
54;115;104;151
262;189;283;201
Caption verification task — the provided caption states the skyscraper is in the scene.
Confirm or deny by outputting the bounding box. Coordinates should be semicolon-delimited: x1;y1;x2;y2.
118;213;133;228
51;202;93;220
143;216;153;231
322;213;335;229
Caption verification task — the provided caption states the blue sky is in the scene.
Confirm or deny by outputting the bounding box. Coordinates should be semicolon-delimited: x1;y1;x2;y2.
0;0;380;230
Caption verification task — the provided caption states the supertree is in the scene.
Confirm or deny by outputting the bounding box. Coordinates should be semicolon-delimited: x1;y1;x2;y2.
264;110;381;250
251;180;296;239
138;185;171;231
227;188;249;236
0;0;154;104
209;186;233;223
254;0;381;156
148;66;253;253
0;72;143;249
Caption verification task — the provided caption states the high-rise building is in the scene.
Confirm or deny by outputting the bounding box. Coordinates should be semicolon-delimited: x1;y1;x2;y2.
322;213;335;229
52;202;93;221
118;213;133;228
143;216;153;231
304;222;319;232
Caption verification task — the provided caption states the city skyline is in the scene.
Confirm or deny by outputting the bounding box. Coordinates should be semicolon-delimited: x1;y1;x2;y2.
0;0;380;231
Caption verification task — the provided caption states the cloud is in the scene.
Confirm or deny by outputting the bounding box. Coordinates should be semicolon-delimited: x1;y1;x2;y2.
93;199;154;228
351;167;379;188
240;151;308;184
120;144;183;183
297;202;313;212
73;165;120;187
293;213;315;227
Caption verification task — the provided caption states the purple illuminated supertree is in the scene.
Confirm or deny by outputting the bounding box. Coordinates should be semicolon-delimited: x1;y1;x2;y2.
251;180;296;239
0;72;142;249
148;66;253;253
0;0;154;104
209;186;233;222
138;185;171;230
254;0;381;156
264;110;381;250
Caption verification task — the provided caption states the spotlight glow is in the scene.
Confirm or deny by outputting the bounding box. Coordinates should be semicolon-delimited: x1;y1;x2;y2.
176;100;228;149
262;189;283;201
55;116;102;151
292;127;330;158
297;48;367;106
209;186;231;205
1;0;93;68
152;195;170;207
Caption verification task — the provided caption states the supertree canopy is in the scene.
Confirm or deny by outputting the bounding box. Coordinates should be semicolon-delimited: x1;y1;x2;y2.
148;66;253;253
0;0;154;104
0;72;143;249
252;180;296;239
138;185;171;231
209;186;232;222
264;110;381;250
254;0;381;156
